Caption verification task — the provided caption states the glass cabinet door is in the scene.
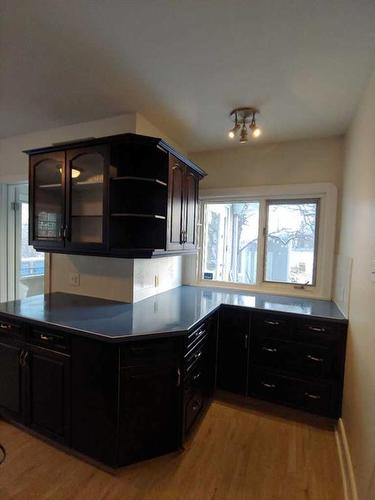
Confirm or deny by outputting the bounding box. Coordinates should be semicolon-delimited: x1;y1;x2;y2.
66;146;108;248
31;153;65;246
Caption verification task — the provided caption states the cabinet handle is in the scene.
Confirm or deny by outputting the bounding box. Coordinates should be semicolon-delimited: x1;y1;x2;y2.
192;400;201;411
20;350;29;367
18;350;24;365
306;354;324;363
262;347;278;353
307;326;326;333
264;320;280;326
176;368;181;387
304;392;321;400
0;323;11;330
194;351;203;360
261;382;276;389
40;334;51;341
244;333;249;350
195;328;206;339
193;372;201;381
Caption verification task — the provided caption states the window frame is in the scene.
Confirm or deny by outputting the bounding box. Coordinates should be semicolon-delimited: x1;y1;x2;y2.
196;183;337;299
263;198;320;287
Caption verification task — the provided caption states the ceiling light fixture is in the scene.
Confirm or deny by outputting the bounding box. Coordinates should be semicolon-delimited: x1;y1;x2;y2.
228;107;261;143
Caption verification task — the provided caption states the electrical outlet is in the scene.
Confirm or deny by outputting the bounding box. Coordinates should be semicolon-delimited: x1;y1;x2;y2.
68;272;80;287
154;274;159;288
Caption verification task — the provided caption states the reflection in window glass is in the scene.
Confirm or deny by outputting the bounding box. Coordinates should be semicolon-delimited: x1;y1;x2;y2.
264;200;319;285
21;202;45;278
202;202;260;284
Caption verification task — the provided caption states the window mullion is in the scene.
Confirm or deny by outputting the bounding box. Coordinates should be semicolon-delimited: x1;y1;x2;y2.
256;198;267;285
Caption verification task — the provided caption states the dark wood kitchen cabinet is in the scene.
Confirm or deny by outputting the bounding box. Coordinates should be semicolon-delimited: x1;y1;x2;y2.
26;133;206;258
26;346;71;444
0;340;23;419
72;335;182;467
216;306;250;395
167;156;199;251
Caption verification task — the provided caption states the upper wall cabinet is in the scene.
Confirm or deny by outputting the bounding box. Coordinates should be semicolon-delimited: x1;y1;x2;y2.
26;133;206;258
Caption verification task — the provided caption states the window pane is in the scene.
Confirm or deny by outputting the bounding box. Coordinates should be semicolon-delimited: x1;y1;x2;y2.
202;202;259;284
264;200;319;285
18;202;45;299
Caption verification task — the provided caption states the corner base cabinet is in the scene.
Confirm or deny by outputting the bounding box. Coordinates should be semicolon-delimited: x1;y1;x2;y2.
26;133;206;258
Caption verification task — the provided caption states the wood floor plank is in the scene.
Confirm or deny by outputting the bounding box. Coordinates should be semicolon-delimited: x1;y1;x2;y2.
0;401;344;500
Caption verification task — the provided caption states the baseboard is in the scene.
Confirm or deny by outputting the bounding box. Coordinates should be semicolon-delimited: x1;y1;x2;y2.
335;418;359;500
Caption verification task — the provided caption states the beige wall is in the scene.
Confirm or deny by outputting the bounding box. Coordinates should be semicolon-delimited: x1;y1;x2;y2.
335;67;375;500
191;136;344;190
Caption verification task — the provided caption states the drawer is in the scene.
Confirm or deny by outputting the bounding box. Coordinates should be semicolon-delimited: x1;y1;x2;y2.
0;316;24;340
121;338;179;368
252;337;334;379
252;312;291;339
185;337;208;375
249;368;333;417
30;328;70;353
294;319;344;345
186;322;208;353
184;362;206;404
184;388;204;435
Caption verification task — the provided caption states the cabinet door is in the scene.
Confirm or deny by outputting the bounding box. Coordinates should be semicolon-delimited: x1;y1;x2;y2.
0;341;23;418
183;169;199;249
167;156;184;250
217;307;250;395
118;363;180;466
65;146;109;251
26;347;70;443
29;152;65;249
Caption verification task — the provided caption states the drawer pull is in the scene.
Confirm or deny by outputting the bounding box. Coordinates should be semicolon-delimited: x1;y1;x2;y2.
261;382;276;389
195;328;206;339
304;392;321;400
262;347;278;353
306;354;324;363
308;326;326;333
40;334;51;341
0;323;11;330
264;320;280;326
192;400;201;411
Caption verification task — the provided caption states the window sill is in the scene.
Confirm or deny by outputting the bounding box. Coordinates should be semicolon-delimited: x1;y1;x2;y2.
195;279;330;301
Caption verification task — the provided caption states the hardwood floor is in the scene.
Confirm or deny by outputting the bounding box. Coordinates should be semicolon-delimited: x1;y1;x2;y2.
0;400;344;500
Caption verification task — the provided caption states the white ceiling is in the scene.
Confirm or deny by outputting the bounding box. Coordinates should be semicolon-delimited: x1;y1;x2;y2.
1;0;375;152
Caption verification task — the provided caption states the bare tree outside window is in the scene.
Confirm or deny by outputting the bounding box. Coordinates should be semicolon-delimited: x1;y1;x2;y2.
264;200;319;285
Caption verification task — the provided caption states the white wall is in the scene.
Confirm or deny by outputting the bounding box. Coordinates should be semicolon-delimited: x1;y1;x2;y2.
334;67;375;500
133;256;182;303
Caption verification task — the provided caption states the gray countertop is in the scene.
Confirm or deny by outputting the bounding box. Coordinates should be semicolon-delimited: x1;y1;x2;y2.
0;285;347;342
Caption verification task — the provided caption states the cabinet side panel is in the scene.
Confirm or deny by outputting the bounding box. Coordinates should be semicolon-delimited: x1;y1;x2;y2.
71;336;119;466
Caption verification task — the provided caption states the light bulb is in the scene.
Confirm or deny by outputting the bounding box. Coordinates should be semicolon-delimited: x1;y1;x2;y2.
58;167;81;178
228;130;235;139
252;127;261;138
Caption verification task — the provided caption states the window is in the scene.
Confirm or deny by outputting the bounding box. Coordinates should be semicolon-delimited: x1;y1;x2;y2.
201;202;260;284
7;184;45;300
200;196;322;290
264;199;319;285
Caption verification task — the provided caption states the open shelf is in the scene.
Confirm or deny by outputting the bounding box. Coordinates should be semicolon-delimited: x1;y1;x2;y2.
111;213;166;219
111;176;167;187
110;216;166;250
71;214;103;217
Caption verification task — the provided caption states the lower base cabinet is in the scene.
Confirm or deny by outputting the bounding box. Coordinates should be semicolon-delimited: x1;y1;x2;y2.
0;340;23;419
27;346;71;443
